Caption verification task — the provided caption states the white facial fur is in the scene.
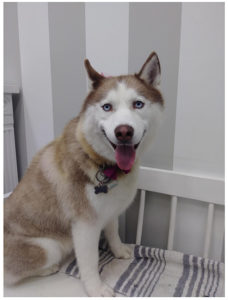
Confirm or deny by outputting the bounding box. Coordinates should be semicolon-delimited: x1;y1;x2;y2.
82;81;163;162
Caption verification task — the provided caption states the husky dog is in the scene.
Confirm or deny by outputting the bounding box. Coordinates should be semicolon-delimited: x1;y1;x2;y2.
4;52;164;296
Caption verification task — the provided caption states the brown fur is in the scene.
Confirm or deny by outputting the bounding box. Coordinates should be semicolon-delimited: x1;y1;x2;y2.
4;52;164;285
4;117;102;283
4;236;46;279
84;59;105;89
81;75;163;113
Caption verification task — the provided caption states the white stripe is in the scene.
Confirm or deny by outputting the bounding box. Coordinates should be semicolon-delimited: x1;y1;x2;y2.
17;3;54;162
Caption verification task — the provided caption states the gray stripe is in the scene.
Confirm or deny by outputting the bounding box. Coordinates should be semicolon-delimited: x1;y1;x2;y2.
139;246;149;258
213;262;220;296
196;257;205;296
186;256;199;296
144;249;165;296
65;259;76;275
174;254;190;296
204;259;211;296
130;248;153;296
134;245;141;258
99;253;114;274
71;254;113;278
122;247;145;294
124;247;148;296
99;256;114;274
137;248;156;297
149;249;166;296
48;2;86;137
99;251;109;263
142;248;161;296
73;266;79;277
114;245;141;292
208;261;215;296
98;251;111;268
99;251;112;263
141;248;160;296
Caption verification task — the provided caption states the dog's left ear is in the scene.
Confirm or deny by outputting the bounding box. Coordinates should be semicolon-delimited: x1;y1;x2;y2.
84;59;104;89
137;52;161;88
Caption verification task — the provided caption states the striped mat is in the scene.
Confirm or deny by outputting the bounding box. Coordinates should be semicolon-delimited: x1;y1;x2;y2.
62;239;224;297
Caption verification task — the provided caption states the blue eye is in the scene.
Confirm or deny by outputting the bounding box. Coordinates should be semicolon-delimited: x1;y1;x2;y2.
102;103;112;112
133;100;144;109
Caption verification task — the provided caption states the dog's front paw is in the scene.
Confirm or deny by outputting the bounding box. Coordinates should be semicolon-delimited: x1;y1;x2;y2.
112;243;133;259
86;282;115;297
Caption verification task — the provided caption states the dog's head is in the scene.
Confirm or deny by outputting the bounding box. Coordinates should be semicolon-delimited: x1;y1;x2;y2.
78;52;164;171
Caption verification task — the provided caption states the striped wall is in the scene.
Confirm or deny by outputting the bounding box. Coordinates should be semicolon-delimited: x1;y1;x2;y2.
129;2;182;171
125;2;224;262
17;3;55;163
126;2;182;253
48;3;87;137
4;2;224;261
85;3;129;77
174;3;225;178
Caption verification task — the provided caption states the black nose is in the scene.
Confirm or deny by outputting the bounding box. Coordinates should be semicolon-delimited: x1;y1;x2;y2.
115;125;134;142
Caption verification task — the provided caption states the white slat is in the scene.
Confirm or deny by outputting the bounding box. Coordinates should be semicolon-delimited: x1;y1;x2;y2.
203;203;214;258
167;195;178;250
136;190;146;245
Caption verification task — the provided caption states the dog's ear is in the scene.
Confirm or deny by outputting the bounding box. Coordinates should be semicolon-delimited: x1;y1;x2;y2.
137;52;161;88
84;59;104;89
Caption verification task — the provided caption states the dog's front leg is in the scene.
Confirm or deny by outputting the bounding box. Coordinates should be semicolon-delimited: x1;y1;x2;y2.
104;218;133;259
72;220;114;297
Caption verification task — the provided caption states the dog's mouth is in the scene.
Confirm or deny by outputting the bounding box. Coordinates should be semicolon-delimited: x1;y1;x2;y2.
102;129;145;171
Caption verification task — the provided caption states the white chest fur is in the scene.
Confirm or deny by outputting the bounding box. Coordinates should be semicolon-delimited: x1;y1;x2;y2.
85;165;139;228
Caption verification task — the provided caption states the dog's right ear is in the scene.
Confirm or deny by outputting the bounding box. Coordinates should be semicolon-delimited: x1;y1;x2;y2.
137;52;161;88
84;59;104;89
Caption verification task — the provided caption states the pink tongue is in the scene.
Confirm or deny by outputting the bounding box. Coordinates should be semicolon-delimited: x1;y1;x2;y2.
115;145;136;171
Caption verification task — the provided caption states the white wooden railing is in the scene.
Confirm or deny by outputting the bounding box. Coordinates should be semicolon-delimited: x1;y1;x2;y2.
136;166;224;259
